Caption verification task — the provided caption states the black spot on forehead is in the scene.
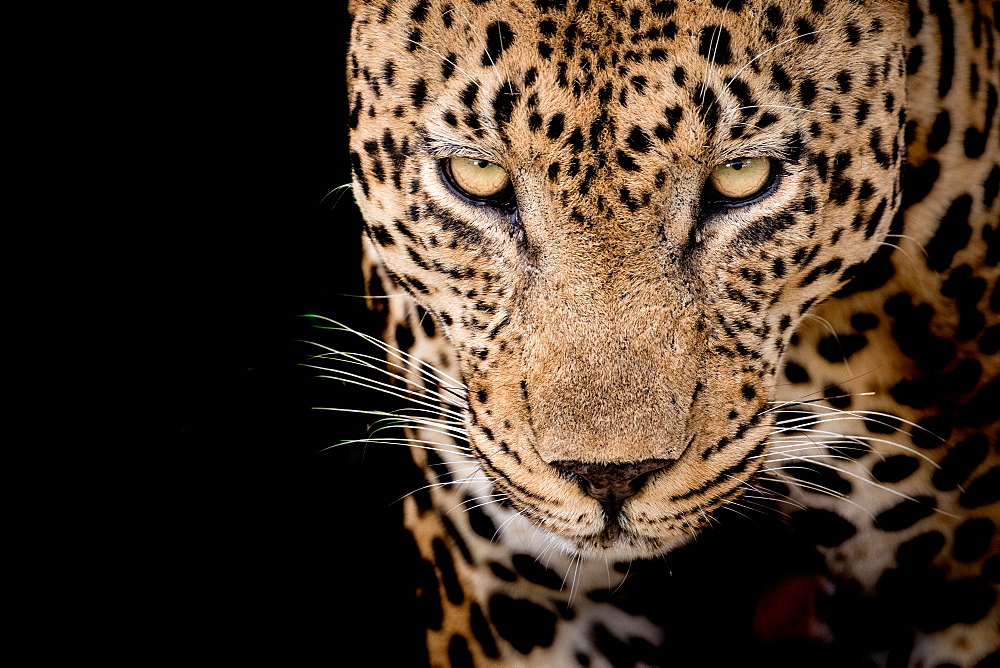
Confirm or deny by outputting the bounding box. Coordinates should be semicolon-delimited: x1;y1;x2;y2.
694;84;720;134
406;27;422;52
652;1;676;17
482;21;516;66
794;17;817;43
629;8;642;29
410;0;431;22
547;113;565;138
698;26;732;64
492;82;520;129
712;0;744;10
410;78;428;108
627;126;651;152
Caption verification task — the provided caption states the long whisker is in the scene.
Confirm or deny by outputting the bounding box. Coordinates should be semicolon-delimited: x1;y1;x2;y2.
769;457;959;520
801;314;855;377
366;410;468;432
319;183;353;210
701;6;729;99
726;474;806;512
312;347;467;404
762;394;875;413
311;366;467;420
308;339;467;402
767;400;947;444
454;493;509;515
304;315;467;389
759;467;862;508
309;357;466;411
767;426;941;467
731;104;835;116
404;468;489;506
324;436;472;458
492;507;528;544
383;421;471;444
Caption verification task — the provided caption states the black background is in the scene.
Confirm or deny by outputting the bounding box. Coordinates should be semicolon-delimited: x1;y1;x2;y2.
158;3;424;662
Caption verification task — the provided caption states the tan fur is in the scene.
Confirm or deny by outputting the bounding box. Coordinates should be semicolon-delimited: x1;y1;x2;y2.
347;1;998;665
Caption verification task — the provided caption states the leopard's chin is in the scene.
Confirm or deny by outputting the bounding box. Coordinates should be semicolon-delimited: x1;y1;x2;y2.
567;532;696;562
530;511;699;562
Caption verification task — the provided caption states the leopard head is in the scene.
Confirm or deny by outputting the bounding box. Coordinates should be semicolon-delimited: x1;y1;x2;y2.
348;0;908;559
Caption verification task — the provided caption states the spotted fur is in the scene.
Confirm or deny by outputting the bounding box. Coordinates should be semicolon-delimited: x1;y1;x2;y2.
344;1;999;665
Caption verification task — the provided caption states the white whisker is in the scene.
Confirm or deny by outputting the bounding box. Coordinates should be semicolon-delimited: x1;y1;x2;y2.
767;426;941;468
731;104;834;116
453;493;508;515
319;183;353;210
313;347;467;405
311;361;466;413
762;394;876;413
304;316;467;389
311;368;467;421
324;437;472;458
492;508;528;544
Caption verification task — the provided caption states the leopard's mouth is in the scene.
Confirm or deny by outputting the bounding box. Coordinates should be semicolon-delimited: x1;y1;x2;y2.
550;457;681;532
489;480;750;561
479;436;770;560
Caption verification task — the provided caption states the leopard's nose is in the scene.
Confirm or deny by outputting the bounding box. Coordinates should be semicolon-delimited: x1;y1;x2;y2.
550;458;675;504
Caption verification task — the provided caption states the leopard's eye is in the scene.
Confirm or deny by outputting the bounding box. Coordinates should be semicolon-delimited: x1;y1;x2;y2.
443;157;513;205
707;157;773;202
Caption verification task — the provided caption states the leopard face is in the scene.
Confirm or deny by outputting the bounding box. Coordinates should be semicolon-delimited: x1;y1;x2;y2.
348;0;910;560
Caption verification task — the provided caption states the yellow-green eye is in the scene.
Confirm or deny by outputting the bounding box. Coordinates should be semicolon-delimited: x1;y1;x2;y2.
445;157;512;201
708;157;773;201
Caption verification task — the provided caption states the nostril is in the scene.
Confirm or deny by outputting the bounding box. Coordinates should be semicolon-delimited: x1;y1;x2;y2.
550;458;675;502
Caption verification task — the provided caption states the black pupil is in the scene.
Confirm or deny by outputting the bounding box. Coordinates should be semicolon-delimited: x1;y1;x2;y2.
731;161;745;170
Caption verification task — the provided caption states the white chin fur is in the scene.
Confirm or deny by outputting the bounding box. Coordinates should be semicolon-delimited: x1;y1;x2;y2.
570;533;696;561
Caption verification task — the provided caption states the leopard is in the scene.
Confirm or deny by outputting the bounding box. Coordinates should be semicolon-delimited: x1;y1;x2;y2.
338;0;999;665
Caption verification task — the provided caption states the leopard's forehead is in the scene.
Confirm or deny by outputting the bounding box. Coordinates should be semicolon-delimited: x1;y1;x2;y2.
348;0;906;297
349;1;905;267
349;0;899;171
